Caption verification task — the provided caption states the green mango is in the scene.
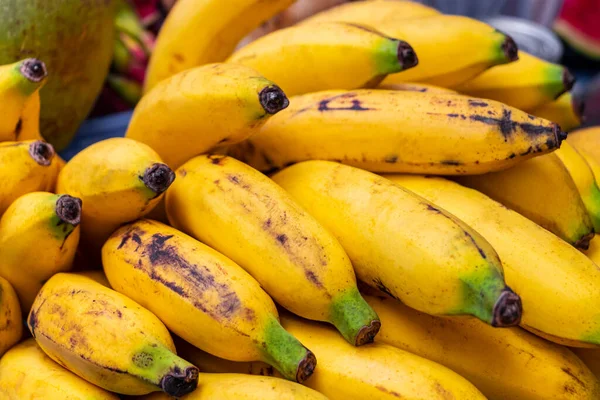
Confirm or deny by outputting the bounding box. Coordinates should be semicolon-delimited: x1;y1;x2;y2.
0;0;116;150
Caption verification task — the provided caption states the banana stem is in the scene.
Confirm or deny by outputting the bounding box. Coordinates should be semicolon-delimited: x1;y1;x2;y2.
329;287;381;346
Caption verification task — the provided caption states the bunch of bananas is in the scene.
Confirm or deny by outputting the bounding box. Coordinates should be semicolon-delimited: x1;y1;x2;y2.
1;1;600;399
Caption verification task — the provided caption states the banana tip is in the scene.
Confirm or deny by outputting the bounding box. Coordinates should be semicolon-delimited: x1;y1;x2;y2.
397;41;418;70
501;34;519;62
562;69;576;92
260;85;289;114
492;288;522;327
55;195;82;226
21;58;47;83
355;320;381;346
160;366;199;397
574;232;595;250
554;123;568;144
296;350;317;383
143;163;176;194
29;140;55;166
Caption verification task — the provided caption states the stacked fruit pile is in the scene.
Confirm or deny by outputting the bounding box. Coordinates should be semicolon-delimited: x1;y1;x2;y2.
1;1;600;399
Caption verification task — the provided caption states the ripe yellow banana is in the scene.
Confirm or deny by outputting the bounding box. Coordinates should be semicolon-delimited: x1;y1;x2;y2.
166;155;380;346
128;63;289;169
572;348;600;380
227;22;418;96
102;219;316;383
0;339;119;400
225;89;564;174
567;127;600;158
377;81;458;93
0;192;81;311
387;175;600;348
28;272;199;396
554;141;600;232
144;0;295;92
364;293;600;400
301;0;440;26
376;15;518;88
0;140;58;215
0;276;22;357
56;137;175;251
456;51;574;111
0;58;47;141
272;161;521;327
530;91;583;132
456;152;595;248
138;373;329;400
281;313;486;400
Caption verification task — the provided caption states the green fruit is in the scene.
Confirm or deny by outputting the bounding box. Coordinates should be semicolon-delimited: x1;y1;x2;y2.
0;0;116;150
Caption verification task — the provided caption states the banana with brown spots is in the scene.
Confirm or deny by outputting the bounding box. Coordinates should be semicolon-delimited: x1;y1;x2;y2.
166;155;380;347
27;273;199;396
102;219;316;383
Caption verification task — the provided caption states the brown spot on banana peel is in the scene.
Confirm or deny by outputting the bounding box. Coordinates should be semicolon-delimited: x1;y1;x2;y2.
160;366;199;397
208;154;227;165
372;277;400;301
259;85;289;115
375;385;402;398
468;99;488;107
561;367;588;389
14;118;22;139
142;163;175;195
441;160;462;166
29;140;55;166
491;288;522;327
20;58;47;82
55;195;82;226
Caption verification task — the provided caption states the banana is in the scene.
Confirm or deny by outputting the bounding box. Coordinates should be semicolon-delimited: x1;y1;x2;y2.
300;0;440;26
0;58;47;141
0;339;119;400
138;373;329;400
0;191;81;311
530;91;583;132
166;155;380;346
127;63;289;169
102;219;316;383
375;15;519;88
225;89;565;174
364;293;600;400
572;348;600;380
456;51;574;111
28;272;199;396
455;152;595;249
387;175;600;348
144;0;296;92
227;22;418;96
567;127;600;158
554;141;600;232
377;81;458;93
281;313;486;400
56;137;175;251
0;140;58;216
271;161;521;327
0;276;22;357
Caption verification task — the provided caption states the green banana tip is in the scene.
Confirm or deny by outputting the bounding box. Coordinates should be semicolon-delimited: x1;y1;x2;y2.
491;287;522;327
159;365;200;397
397;41;418;70
20;58;47;83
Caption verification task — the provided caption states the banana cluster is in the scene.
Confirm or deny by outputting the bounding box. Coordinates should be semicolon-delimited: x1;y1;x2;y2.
1;0;599;399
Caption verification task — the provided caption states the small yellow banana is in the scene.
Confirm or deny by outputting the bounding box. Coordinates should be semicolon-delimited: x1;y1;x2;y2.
102;219;316;383
301;0;440;26
456;152;595;248
388;175;600;348
227;22;417;96
456;51;574;111
0;339;119;400
28;273;199;396
225;89;564;174
0;191;81;311
0;58;47;141
572;348;600;381
0;140;58;216
0;276;22;357
144;0;296;92
377;15;518;88
272;161;521;327
127;63;289;169
166;155;380;346
567;127;600;158
530;91;583;132
138;373;330;400
280;313;486;400
377;81;458;93
56;137;175;251
365;294;600;400
554;141;600;232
